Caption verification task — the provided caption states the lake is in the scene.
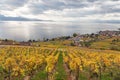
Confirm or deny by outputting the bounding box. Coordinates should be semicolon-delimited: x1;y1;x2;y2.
0;21;120;41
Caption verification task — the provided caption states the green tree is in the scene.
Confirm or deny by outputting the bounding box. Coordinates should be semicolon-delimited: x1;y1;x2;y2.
73;33;77;37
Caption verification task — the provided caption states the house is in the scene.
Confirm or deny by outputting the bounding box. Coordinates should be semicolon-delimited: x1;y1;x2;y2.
19;42;32;46
72;36;83;46
0;40;15;45
99;30;120;37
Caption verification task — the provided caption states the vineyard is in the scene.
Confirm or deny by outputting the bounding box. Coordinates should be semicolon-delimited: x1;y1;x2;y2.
0;46;120;80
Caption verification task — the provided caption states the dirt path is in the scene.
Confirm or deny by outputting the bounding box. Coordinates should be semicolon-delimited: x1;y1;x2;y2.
63;63;73;80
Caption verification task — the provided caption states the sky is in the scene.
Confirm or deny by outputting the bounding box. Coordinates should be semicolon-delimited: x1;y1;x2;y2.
0;0;120;23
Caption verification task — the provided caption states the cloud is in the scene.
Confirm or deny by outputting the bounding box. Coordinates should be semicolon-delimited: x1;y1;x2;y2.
0;0;28;10
0;14;53;21
0;0;120;23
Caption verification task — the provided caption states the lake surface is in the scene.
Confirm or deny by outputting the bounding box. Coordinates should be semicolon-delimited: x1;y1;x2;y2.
0;21;120;41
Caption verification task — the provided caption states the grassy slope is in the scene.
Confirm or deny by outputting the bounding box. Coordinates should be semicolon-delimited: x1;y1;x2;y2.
31;70;47;80
90;38;120;50
55;51;66;80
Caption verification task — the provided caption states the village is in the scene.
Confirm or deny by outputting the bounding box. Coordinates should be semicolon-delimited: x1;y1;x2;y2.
0;39;32;46
71;30;120;46
0;30;120;49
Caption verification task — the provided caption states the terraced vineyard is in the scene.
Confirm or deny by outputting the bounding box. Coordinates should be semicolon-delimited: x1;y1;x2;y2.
0;46;120;80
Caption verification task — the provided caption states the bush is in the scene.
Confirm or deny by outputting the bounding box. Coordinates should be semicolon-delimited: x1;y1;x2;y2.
110;46;120;51
100;48;106;50
71;43;75;46
114;74;120;80
84;42;92;47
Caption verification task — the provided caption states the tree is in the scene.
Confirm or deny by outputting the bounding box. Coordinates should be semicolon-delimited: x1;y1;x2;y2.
118;28;120;34
28;40;32;42
33;40;36;42
90;33;95;38
118;28;120;31
73;33;77;37
5;39;8;42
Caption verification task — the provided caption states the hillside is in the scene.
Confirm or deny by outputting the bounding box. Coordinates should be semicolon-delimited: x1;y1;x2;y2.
90;37;120;51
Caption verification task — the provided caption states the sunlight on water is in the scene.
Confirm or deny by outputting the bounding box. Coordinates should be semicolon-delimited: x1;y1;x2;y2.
0;21;120;41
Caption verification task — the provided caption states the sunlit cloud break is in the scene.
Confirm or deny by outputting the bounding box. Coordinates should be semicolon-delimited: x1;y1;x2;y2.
0;0;120;23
